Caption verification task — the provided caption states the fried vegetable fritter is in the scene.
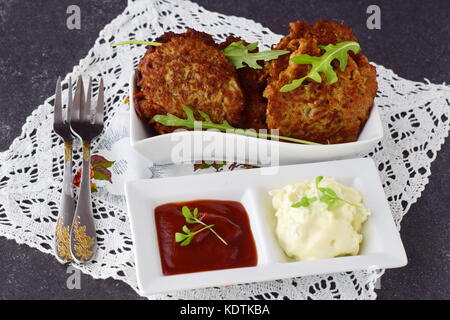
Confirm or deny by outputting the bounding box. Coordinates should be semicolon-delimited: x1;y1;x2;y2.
219;36;268;130
263;20;378;144
135;29;245;134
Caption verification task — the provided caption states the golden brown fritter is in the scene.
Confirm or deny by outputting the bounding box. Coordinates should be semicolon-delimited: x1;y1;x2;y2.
219;36;268;130
263;20;378;144
135;29;245;134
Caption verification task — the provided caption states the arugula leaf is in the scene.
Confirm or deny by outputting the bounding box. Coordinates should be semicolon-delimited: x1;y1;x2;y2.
153;106;321;145
221;41;290;70
291;196;317;208
280;41;361;92
112;40;288;70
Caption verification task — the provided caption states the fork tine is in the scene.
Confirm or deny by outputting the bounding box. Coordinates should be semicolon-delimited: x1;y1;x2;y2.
71;76;84;121
66;77;72;123
54;77;62;128
70;77;77;122
84;77;92;122
95;78;104;125
80;76;90;121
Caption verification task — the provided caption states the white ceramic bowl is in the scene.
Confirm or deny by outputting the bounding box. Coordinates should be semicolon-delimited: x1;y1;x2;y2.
125;158;406;296
129;72;383;165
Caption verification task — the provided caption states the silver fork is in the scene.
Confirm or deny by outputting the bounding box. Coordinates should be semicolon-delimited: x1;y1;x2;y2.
53;77;75;264
69;76;104;263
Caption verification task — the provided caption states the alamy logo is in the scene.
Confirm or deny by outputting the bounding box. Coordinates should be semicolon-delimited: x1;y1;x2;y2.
66;5;81;30
170;126;280;175
366;5;381;30
66;265;81;290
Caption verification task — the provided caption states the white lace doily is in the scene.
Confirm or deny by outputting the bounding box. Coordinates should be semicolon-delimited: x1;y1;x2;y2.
1;0;449;300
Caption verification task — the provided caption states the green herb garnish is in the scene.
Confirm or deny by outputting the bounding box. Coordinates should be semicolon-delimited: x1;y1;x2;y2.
221;41;290;70
175;225;215;247
315;176;324;187
280;41;361;92
315;176;360;210
153;106;321;145
112;40;289;70
175;206;228;246
291;196;317;208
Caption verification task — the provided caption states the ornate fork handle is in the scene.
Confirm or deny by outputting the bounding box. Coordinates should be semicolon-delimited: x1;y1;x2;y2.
54;141;76;263
70;140;97;263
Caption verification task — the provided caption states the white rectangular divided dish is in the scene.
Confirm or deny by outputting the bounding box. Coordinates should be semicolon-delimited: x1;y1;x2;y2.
129;72;384;165
125;158;406;296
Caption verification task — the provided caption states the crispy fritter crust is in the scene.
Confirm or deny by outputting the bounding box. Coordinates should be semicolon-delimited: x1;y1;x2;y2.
135;29;245;134
263;20;378;144
219;36;268;129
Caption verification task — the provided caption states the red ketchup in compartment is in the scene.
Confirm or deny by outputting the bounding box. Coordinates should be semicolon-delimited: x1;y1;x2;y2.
154;200;258;275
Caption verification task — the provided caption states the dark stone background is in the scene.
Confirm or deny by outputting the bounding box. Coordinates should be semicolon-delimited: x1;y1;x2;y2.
0;0;449;300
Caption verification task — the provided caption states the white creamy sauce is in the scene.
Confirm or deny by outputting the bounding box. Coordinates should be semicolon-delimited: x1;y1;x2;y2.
269;177;370;261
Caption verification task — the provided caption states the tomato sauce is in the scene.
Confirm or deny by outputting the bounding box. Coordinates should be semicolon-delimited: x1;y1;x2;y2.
154;200;258;275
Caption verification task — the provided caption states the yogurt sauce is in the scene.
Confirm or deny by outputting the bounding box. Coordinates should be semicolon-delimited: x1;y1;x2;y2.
269;177;370;261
